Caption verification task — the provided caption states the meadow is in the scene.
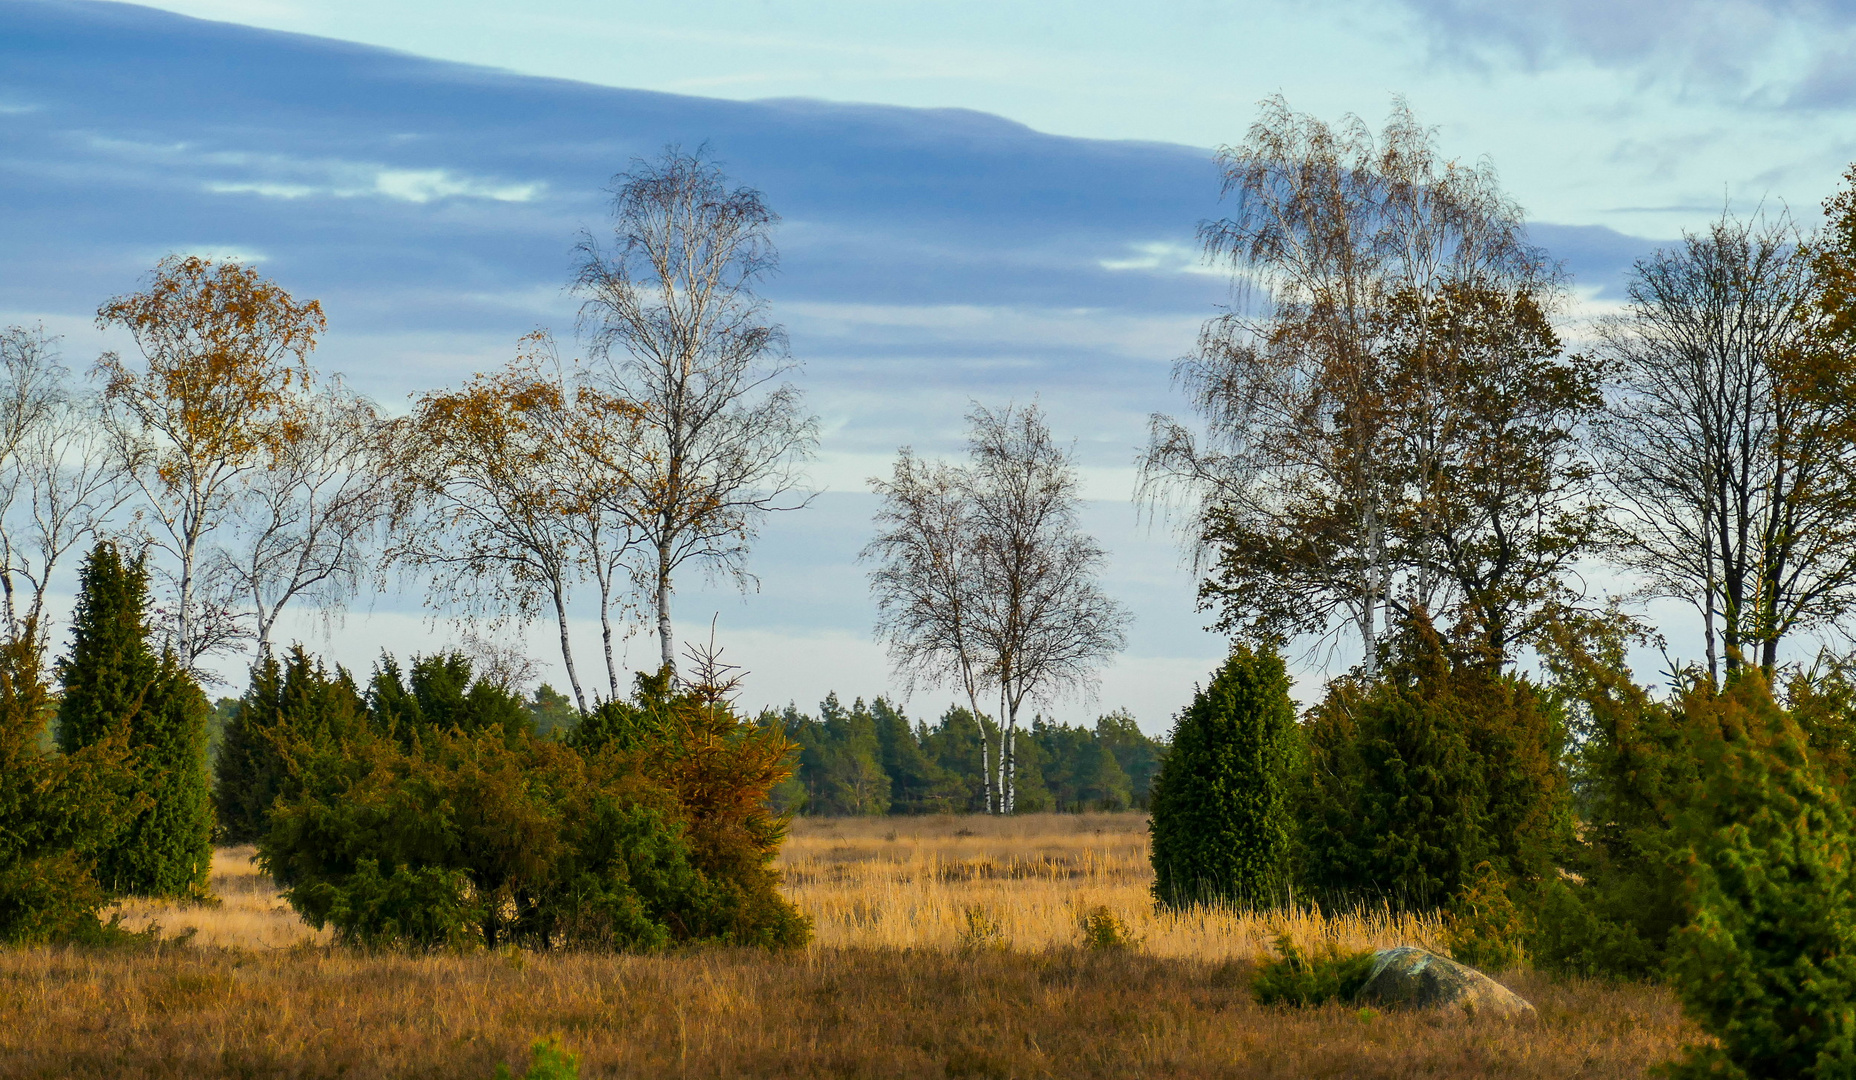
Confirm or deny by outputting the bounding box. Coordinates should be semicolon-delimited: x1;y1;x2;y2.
0;813;1696;1079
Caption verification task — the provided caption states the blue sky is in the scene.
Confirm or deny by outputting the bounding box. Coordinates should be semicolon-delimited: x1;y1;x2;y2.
4;0;1854;727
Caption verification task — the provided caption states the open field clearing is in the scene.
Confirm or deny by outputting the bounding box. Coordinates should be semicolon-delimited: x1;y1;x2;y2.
784;812;1454;959
0;813;1698;1079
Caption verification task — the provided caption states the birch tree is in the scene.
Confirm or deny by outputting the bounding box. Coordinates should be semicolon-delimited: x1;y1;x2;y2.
967;403;1129;813
95;255;324;669
218;377;387;657
864;450;998;811
865;404;1129;813
390;339;644;713
0;326;131;639
1141;97;1572;670
573;147;816;675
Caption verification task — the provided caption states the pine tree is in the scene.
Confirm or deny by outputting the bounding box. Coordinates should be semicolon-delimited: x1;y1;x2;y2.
1150;643;1300;906
213;652;280;845
1663;669;1856;1080
870;697;953;813
55;543;157;756
56;542;212;898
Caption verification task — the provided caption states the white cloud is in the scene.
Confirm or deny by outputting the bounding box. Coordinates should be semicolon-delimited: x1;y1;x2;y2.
1097;241;1224;277
208;165;542;204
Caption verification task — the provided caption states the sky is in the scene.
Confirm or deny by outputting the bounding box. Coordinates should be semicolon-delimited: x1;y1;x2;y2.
4;0;1855;729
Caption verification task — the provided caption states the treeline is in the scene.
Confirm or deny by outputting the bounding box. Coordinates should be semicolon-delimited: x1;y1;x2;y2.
761;695;1164;816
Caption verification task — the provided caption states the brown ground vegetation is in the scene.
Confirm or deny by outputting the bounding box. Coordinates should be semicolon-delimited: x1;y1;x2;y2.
0;813;1694;1079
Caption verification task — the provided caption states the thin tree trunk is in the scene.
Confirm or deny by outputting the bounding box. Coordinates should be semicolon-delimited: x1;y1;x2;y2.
1703;509;1719;683
1;563;17;637
552;583;588;714
1005;703;1017;815
178;531;197;663
979;718;993;814
656;545;675;675
998;687;1012;815
959;661;993;815
598;571;620;703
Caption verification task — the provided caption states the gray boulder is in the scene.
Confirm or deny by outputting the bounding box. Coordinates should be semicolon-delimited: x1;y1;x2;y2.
1354;946;1536;1020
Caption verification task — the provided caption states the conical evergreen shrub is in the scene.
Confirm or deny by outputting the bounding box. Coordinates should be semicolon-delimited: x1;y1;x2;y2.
56;542;212;898
0;622;139;943
1149;643;1300;907
215;647;368;844
1663;669;1856;1080
1299;615;1570;911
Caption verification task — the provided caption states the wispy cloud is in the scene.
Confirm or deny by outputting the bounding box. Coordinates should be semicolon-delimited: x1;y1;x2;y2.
1389;0;1856;108
1097;240;1223;277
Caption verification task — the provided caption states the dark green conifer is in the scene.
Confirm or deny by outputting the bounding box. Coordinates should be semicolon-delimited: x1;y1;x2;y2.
0;623;138;942
55;543;157;756
1300;615;1570;911
215;647;368;844
1149;643;1300;907
1664;669;1856;1080
367;651;531;749
56;542;212;898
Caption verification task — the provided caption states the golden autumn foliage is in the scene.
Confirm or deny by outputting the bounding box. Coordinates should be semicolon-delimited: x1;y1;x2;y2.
93;254;329;663
390;333;648;711
96;254;323;485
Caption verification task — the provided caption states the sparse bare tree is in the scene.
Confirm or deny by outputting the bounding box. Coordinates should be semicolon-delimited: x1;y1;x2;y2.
967;403;1129;812
866;403;1129;813
574;146;816;675
0;326;133;640
218;377;387;657
1596;209;1856;677
388;336;646;714
864;449;997;810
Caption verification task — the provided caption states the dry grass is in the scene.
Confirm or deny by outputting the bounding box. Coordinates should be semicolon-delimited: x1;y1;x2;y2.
783;812;1451;959
107;846;329;949
0;813;1697;1078
0;945;1691;1079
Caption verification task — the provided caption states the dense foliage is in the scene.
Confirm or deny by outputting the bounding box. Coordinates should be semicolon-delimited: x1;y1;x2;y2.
258;659;810;951
1149;644;1300;906
56;542;212;899
0;625;139;944
1298;617;1572;912
214;647;369;844
1662;671;1856;1080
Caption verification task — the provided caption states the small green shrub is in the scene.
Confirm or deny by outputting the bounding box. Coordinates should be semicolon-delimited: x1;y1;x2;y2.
494;1035;579;1080
259;659;812;952
1448;861;1528;972
1077;905;1140;951
1251;934;1377;1007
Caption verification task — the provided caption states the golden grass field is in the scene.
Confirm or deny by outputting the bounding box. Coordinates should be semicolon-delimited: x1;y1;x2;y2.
0;812;1698;1079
